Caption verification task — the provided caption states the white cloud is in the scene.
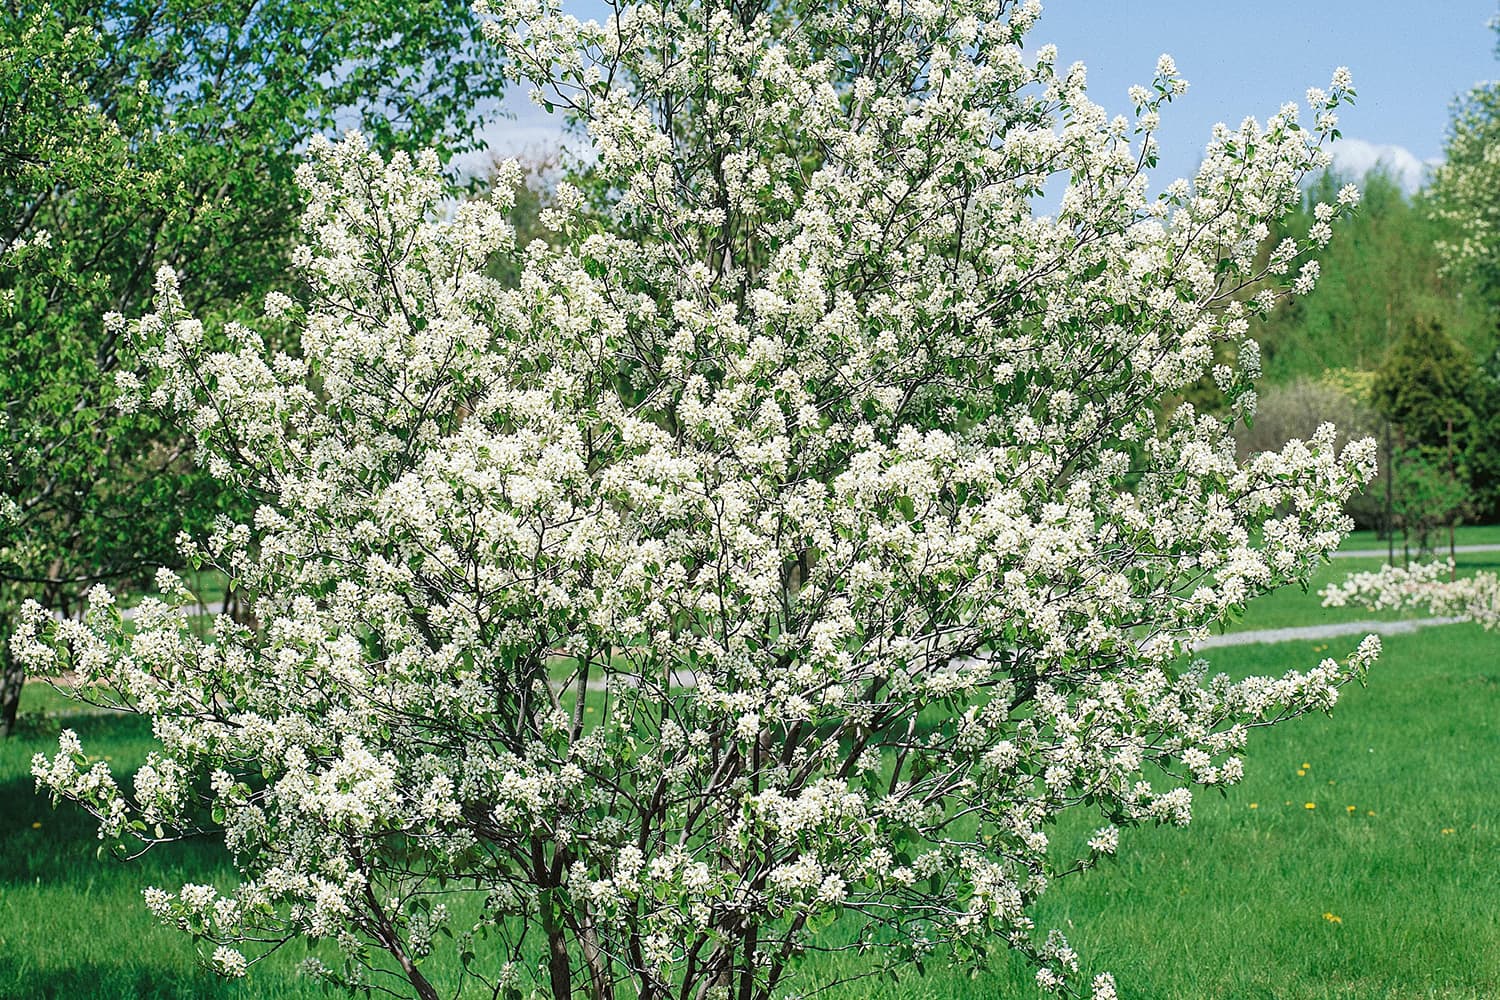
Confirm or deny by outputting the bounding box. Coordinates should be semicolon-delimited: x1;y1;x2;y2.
449;86;581;181
1326;138;1441;193
451;122;576;179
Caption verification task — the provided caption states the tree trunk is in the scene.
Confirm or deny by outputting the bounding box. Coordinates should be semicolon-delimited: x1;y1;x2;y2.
535;839;575;1000
577;915;615;1000
0;642;22;739
0;604;22;738
402;962;442;1000
546;914;574;1000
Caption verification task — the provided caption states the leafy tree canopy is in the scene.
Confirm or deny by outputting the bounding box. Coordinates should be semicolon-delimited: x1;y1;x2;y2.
0;1;507;735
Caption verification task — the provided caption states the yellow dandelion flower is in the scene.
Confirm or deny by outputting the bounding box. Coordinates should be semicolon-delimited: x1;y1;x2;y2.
1248;802;1259;809
1346;805;1356;813
1297;769;1307;776
1441;828;1456;835
1304;802;1316;810
1366;810;1376;817
30;821;41;830
1322;912;1342;924
1302;762;1311;769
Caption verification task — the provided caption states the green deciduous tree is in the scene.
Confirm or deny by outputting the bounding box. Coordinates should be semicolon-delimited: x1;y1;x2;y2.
0;1;508;736
1390;448;1473;559
1372;319;1478;554
1252;169;1490;381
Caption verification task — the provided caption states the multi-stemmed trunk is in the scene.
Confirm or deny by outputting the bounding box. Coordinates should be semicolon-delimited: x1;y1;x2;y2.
0;636;22;739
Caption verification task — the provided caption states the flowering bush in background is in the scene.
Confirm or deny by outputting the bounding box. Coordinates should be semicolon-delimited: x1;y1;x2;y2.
1323;559;1500;629
1429;12;1500;306
15;1;1378;997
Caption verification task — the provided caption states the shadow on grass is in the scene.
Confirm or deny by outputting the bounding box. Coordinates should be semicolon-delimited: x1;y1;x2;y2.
0;781;232;889
0;775;112;885
0;712;232;890
0;955;260;1000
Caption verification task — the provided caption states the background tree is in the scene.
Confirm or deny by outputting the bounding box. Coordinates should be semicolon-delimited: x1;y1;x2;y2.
1390;449;1474;558
1251;169;1490;381
1233;374;1386;528
1466;340;1500;518
1371;319;1479;554
1425;8;1500;523
1371;319;1478;457
0;1;509;736
1189;167;1493;532
1182;166;1490;473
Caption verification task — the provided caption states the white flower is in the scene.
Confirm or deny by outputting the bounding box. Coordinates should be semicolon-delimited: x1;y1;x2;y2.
1293;259;1321;295
735;712;761;742
212;946;248;978
263;291;294;318
1087;826;1119;855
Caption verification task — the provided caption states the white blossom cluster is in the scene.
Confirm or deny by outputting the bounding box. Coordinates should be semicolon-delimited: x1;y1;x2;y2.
14;2;1376;998
1323;560;1500;630
1428;30;1500;296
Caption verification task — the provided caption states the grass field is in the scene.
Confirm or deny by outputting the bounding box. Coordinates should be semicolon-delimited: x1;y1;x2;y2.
813;626;1500;999
3;578;1497;998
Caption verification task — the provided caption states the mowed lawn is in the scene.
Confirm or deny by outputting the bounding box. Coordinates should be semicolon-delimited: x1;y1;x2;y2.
813;626;1500;999
1;589;1496;997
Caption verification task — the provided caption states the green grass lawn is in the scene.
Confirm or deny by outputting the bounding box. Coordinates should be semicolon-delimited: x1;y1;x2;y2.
4;596;1497;998
811;625;1500;999
0;707;316;999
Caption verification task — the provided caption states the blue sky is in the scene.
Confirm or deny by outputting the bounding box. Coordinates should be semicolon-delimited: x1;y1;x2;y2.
1037;2;1498;190
472;1;1500;193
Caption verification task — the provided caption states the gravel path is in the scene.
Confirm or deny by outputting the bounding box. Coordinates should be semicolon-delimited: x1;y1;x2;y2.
1334;543;1500;559
1193;616;1467;650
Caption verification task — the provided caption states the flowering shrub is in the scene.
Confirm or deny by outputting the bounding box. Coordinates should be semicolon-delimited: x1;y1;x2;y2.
1429;12;1500;304
15;2;1379;998
1323;560;1500;629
